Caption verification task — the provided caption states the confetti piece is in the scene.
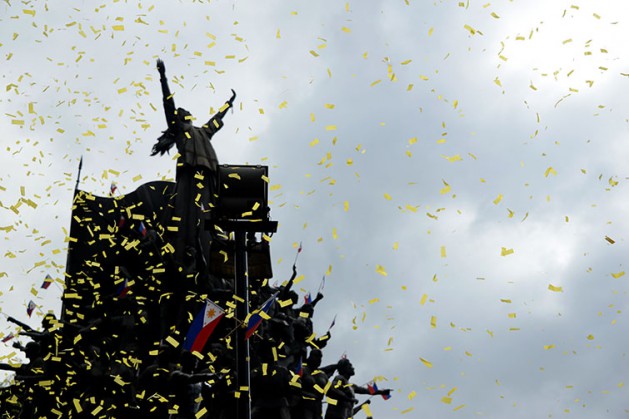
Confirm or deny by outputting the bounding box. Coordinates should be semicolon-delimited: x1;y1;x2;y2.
544;167;557;177
605;236;615;244
493;194;503;205
611;271;625;279
500;247;514;256
548;284;563;292
440;246;446;258
543;344;555;350
375;265;388;276
419;357;433;368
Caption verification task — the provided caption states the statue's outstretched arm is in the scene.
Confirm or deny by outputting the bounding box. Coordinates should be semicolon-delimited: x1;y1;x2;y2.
204;89;236;133
157;58;176;126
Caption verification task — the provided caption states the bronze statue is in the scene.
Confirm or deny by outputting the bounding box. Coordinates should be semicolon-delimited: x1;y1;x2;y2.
324;358;390;419
151;58;236;271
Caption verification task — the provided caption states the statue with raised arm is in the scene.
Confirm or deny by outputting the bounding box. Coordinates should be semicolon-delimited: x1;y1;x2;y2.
324;358;391;419
151;58;236;271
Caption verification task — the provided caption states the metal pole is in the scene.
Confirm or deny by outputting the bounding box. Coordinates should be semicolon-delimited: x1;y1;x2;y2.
234;229;251;419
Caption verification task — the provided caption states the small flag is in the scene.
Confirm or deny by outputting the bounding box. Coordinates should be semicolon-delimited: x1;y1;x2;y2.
117;215;126;228
328;314;337;331
183;300;225;352
304;292;313;305
245;292;279;340
367;381;391;400
317;275;326;294
26;300;36;318
116;278;130;299
293;242;303;266
138;221;147;237
41;274;53;290
110;182;118;196
294;357;303;376
1;333;15;343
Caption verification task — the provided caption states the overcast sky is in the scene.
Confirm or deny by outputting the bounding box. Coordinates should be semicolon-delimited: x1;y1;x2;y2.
1;0;629;417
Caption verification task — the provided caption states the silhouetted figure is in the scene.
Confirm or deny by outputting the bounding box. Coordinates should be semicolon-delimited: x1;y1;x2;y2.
251;341;295;419
1;341;46;418
151;58;236;273
324;358;390;419
169;350;215;419
298;349;337;419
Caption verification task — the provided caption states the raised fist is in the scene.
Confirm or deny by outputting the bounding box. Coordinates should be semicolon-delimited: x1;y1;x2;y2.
156;58;166;75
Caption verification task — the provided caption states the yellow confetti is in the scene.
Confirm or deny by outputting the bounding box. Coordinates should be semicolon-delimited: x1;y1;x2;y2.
408;390;417;400
548;284;563;292
440;246;446;258
493;194;503;205
309;138;319;147
419;357;433;368
544;167;557;177
611;271;625;279
112;25;125;31
500;247;514;256
442;154;462;163
384;193;392;201
440;180;451;195
375;265;387;276
430;316;437;328
369;298;379;304
420;294;428;305
605;236;615;244
543;344;555;350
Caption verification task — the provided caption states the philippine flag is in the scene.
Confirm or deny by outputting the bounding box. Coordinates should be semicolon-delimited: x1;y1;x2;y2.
41;274;53;290
183;300;225;353
1;333;15;343
367;381;391;400
138;221;147;237
26;300;36;318
116;278;130;299
244;292;279;340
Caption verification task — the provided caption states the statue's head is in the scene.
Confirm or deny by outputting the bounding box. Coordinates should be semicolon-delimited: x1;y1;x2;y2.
307;349;323;369
287;290;299;306
299;304;314;318
25;341;41;359
337;357;355;378
176;108;193;126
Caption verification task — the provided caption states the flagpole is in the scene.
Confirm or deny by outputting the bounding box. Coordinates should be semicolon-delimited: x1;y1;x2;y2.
234;228;251;419
74;156;83;193
292;241;302;267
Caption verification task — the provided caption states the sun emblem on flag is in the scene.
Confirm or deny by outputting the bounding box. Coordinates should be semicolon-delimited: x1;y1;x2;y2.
207;308;215;319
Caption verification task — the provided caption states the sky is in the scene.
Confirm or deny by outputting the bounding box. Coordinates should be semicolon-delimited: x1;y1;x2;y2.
1;0;629;417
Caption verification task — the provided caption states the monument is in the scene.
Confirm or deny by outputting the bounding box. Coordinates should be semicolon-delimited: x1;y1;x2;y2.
0;60;390;419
